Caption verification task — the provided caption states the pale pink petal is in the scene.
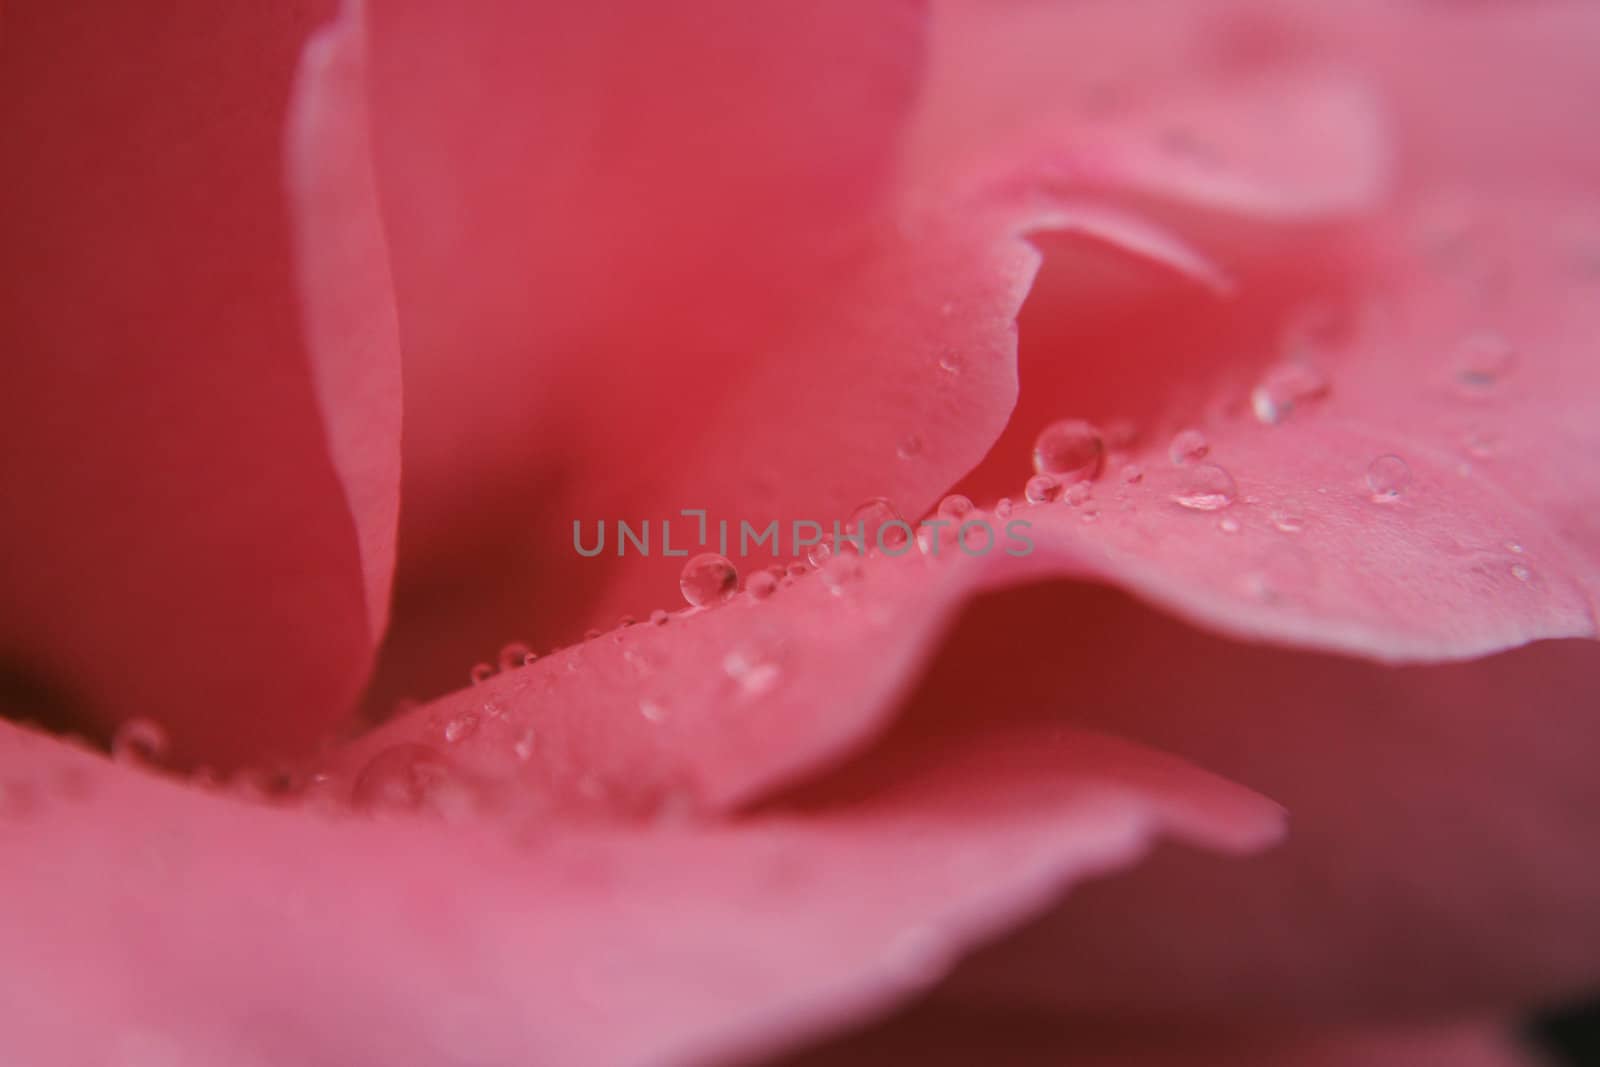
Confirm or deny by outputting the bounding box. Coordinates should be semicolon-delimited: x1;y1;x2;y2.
784;1003;1540;1067
0;717;1278;1067
0;3;402;765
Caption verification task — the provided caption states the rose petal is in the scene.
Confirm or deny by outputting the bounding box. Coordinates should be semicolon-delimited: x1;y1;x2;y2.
286;0;403;637
0;2;401;765
359;0;1365;712
783;1002;1538;1067
0;717;1278;1067
922;580;1600;1020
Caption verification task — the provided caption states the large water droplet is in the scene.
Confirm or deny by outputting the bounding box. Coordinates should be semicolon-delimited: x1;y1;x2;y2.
1032;419;1105;481
806;540;834;568
351;744;456;813
1171;464;1237;511
497;642;535;671
112;718;168;767
1024;474;1064;504
1453;331;1516;389
1168;429;1210;465
1250;363;1330;424
1365;454;1412;502
679;553;738;608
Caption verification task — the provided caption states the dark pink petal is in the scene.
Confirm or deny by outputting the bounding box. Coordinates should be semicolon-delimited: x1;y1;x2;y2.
0;718;1277;1067
0;2;401;765
784;1002;1538;1067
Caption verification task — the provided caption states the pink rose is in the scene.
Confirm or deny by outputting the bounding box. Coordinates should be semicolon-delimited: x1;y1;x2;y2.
2;1;1597;1064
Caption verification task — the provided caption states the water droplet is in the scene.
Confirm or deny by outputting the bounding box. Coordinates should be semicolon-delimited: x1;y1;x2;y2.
1511;562;1532;583
723;649;781;697
1505;540;1526;554
468;662;495;685
1064;481;1092;507
679;553;739;608
513;727;537;761
851;497;908;552
1168;428;1210;465
1025;474;1064;504
649;608;671;626
1365;454;1412;502
1120;464;1144;485
1453;331;1516;389
820;553;865;594
638;699;666;723
1462;430;1499;460
937;353;962;375
1218;516;1241;534
896;435;924;460
995;497;1014;518
746;569;779;599
351;744;455;813
937;494;975;521
1032;419;1105;481
111;718;168;767
786;562;810;578
1271;511;1306;534
1171;464;1237;511
616;615;636;628
1250;363;1330;424
806;540;834;568
443;712;479;744
1080;509;1100;524
497;642;535;671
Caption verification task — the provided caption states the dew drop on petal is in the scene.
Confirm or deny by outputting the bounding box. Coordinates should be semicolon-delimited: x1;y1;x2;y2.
638;699;667;724
1365;454;1412;502
1250;363;1330;425
786;562;810;578
513;727;537;762
746;570;779;600
723;649;781;697
443;712;479;744
1218;516;1241;534
111;718;168;767
1505;540;1526;554
679;553;739;608
896;435;924;460
1453;331;1517;389
468;662;495;685
1079;509;1100;524
937;352;962;375
994;497;1014;519
806;540;834;568
851;497;907;552
351;744;455;813
1168;428;1210;465
1171;464;1237;511
649;609;671;626
1032;419;1105;481
820;553;865;595
1064;481;1092;506
497;642;535;671
1271;511;1306;534
1025;474;1064;504
1120;464;1144;485
937;494;975;522
1511;563;1533;583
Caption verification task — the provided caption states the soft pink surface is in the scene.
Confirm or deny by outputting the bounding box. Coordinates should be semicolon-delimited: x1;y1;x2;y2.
0;0;401;767
0;718;1277;1067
